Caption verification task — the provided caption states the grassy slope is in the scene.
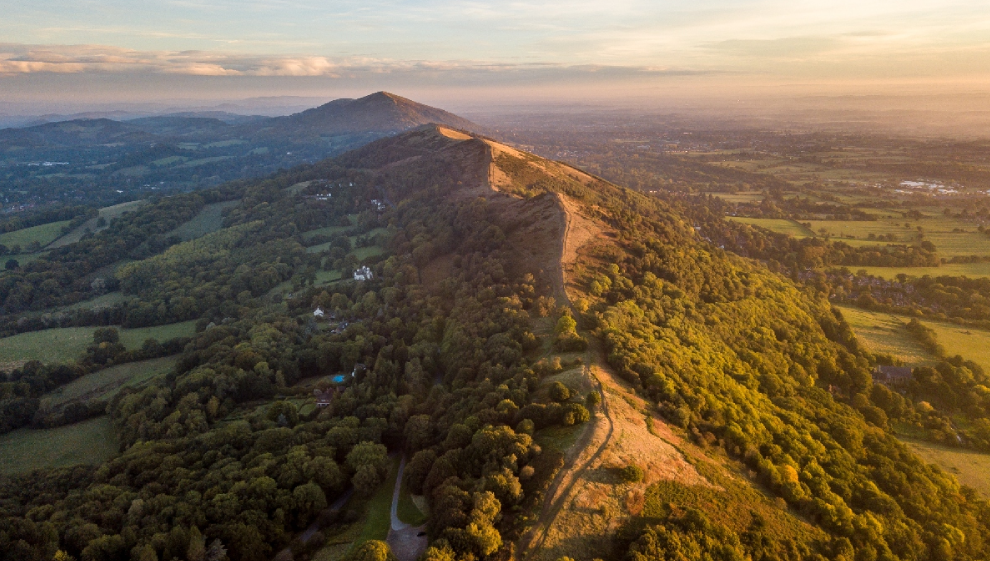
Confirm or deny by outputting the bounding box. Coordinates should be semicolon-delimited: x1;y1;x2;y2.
835;304;990;373
40;356;177;410
901;438;990;498
728;217;814;238
0;220;72;248
0;416;118;475
166;200;239;241
0;320;197;364
49;200;147;248
834;305;935;366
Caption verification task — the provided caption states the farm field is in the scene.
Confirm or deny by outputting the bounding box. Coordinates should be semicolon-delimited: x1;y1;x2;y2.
0;320;197;365
833;305;935;366
49;200;147;248
853;263;990;280
835;305;990;372
727;217;814;238
0;220;72;248
924;322;990;373
166;200;240;241
62;291;129;311
707;192;766;204
0;416;118;475
900;438;990;498
40;356;177;410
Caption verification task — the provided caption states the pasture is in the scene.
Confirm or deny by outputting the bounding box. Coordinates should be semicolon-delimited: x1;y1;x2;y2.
728;217;814;238
0;320;197;365
40;356;177;410
167;200;240;241
835;305;990;371
0;220;72;249
853;263;990;280
901;438;990;498
833;305;934;366
50;200;147;248
924;322;990;373
0;416;118;475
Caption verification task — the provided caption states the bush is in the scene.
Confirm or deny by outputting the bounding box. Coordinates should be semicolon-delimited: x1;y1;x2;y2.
619;464;645;483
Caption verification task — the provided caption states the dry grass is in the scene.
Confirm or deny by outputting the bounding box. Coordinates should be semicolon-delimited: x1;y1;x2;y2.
901;438;990;498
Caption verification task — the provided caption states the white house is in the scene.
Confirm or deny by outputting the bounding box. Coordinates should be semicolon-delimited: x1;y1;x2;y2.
313;307;325;318
353;266;373;281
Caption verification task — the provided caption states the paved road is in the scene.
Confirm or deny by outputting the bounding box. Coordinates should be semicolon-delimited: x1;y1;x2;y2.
386;455;428;561
390;455;411;531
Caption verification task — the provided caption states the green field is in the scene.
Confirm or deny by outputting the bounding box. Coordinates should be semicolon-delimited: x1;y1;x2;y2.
50;200;147;248
180;156;232;168
167;200;240;241
0;220;72;249
728;217;814;238
901;438;990;498
40;356;177;410
834;305;935;366
0;320;197;365
925;322;990;373
0;416;118;475
151;156;187;167
836;305;990;372
706;192;766;204
854;263;990;280
62;291;129;311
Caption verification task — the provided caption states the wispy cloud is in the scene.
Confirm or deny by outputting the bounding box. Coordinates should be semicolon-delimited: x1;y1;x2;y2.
0;43;718;78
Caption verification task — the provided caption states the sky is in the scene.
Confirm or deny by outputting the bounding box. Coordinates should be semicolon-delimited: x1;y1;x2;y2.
1;0;989;114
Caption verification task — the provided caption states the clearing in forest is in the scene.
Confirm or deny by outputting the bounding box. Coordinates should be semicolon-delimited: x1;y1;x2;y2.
49;200;148;248
0;220;73;249
0;416;118;475
0;320;197;365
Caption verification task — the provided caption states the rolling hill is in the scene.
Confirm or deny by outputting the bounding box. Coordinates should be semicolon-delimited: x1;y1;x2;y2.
1;123;988;561
0;92;479;210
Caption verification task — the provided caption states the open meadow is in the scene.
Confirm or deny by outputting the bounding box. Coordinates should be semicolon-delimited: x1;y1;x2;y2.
835;305;990;372
0;320;197;365
166;200;240;241
727;217;814;237
0;220;72;249
49;200;147;248
901;438;990;498
40;356;177;410
0;416;118;475
833;305;935;366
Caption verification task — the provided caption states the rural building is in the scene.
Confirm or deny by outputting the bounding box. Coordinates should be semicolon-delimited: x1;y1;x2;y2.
354;266;373;281
872;365;913;386
313;307;325;318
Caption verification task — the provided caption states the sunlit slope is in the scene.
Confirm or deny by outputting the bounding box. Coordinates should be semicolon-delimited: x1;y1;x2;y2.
345;127;990;560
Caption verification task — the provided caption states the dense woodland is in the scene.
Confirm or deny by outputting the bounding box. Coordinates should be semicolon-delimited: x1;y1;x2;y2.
1;125;989;561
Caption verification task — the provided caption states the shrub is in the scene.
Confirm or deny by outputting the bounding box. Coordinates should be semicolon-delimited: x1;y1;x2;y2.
619;464;645;483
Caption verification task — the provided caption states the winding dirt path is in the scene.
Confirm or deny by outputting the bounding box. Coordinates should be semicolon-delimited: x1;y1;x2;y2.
517;195;616;559
519;355;614;559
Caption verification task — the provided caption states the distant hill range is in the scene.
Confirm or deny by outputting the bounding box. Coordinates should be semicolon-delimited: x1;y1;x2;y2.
0;92;478;208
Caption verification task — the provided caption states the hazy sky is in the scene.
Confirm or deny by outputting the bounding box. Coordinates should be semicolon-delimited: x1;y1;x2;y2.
1;0;989;110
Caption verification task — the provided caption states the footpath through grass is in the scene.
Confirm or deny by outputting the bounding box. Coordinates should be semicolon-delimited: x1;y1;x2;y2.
0;416;118;475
